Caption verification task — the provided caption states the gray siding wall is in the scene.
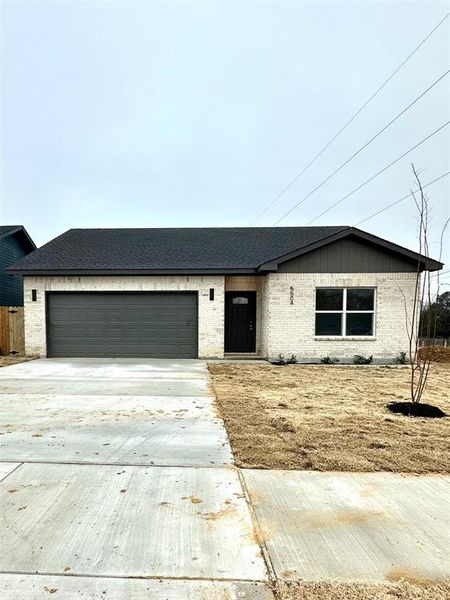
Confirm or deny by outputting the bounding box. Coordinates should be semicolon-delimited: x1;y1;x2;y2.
0;234;27;305
277;237;417;273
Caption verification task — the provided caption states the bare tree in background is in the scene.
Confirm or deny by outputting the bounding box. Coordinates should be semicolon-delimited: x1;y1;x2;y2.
405;164;449;405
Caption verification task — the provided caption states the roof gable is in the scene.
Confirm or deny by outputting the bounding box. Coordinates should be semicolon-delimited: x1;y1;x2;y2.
277;236;417;273
259;227;442;272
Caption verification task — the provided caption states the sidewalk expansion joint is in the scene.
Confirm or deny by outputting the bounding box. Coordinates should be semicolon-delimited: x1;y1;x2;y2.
0;459;236;470
0;569;269;584
236;468;277;584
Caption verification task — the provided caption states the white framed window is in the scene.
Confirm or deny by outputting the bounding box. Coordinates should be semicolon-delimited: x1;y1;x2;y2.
315;287;376;337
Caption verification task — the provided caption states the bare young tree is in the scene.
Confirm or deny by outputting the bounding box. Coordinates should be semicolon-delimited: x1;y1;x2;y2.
405;164;449;405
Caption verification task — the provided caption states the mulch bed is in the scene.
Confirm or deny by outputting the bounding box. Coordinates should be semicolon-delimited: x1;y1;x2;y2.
388;402;447;419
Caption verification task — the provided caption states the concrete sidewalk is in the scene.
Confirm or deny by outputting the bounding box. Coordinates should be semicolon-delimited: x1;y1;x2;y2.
243;469;450;584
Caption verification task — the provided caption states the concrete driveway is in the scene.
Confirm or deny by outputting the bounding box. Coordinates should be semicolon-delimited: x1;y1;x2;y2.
0;358;230;466
0;359;270;599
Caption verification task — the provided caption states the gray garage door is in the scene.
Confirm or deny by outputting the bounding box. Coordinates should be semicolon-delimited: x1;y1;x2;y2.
46;292;198;358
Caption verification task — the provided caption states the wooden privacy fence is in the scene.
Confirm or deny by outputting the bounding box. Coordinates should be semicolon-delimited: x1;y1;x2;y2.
419;337;449;347
0;306;25;356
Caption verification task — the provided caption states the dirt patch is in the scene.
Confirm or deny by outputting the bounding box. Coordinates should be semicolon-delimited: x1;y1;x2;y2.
301;508;385;530
274;580;450;600
202;507;238;522
270;416;296;432
208;363;450;473
386;568;433;585
0;356;37;368
181;495;203;504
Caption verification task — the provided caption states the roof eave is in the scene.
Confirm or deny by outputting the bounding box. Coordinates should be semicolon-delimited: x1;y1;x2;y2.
8;268;262;276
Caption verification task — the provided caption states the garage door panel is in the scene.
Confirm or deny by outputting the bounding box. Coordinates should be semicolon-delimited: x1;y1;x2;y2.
47;293;198;358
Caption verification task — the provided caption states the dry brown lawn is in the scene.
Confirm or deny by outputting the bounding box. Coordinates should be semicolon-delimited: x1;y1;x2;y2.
0;356;37;368
208;363;450;473
274;581;450;600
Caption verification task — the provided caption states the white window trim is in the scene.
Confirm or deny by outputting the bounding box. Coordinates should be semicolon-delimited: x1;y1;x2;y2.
315;287;376;338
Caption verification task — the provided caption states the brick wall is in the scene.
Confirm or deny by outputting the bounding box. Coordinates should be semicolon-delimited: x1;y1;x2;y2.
262;272;417;362
23;275;225;358
23;272;418;361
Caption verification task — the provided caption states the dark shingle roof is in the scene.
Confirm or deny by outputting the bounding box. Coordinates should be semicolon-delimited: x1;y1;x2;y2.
8;226;442;273
9;226;348;272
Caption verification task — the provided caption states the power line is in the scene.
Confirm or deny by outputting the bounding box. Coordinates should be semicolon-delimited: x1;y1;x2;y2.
272;69;449;225
354;172;450;226
432;269;450;278
251;11;450;225
305;121;450;224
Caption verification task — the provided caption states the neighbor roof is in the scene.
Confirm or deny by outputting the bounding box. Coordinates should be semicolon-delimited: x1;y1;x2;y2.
0;225;20;236
0;225;37;250
8;226;443;274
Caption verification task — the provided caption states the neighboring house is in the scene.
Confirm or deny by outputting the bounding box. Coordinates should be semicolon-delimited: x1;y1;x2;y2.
9;226;442;361
0;225;37;306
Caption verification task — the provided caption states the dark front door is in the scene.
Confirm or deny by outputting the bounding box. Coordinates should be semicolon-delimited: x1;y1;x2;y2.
225;291;256;353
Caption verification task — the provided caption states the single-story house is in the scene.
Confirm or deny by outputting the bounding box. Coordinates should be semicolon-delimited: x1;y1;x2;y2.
8;226;442;361
0;225;37;306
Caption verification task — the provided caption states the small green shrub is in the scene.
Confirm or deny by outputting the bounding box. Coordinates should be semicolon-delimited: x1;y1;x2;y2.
353;354;373;365
321;356;340;364
272;354;287;365
395;351;407;364
272;353;297;365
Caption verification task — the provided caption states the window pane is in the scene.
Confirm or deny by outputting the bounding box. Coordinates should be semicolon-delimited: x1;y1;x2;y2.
315;313;342;336
346;313;373;336
346;288;374;311
316;288;343;310
232;297;248;305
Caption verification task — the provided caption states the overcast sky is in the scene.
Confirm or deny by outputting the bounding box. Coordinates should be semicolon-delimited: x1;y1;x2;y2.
1;0;449;278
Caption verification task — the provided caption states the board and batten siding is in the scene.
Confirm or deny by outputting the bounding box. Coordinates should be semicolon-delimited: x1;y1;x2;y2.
0;234;27;306
278;237;417;273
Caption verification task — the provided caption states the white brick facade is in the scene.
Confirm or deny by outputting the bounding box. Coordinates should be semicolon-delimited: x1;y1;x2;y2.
23;272;417;361
23;275;224;358
261;272;417;361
